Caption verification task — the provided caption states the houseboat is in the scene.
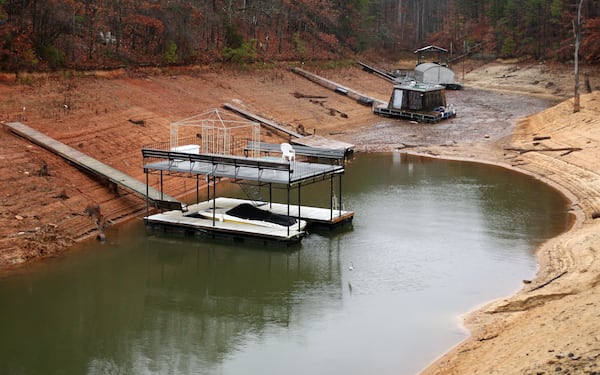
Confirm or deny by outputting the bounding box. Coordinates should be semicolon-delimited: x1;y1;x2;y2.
373;81;457;123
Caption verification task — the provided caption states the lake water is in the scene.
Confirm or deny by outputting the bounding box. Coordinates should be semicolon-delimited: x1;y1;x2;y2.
0;153;571;375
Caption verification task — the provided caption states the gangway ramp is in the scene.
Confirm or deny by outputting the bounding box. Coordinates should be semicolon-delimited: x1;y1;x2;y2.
223;103;355;153
291;67;387;106
4;122;177;204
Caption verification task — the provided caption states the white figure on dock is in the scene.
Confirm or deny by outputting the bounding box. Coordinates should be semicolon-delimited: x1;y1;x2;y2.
280;143;295;162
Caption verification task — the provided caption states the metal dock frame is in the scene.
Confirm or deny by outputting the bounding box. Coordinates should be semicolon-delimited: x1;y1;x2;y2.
142;147;351;243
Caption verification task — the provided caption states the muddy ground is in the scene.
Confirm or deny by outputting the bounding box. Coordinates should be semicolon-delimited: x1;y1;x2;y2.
1;58;600;374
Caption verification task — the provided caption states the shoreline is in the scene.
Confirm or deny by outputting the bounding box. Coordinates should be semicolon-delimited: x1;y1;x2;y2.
415;92;600;374
403;150;582;370
1;62;599;373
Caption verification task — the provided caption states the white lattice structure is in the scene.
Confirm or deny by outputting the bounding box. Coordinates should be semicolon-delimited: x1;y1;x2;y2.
170;108;261;157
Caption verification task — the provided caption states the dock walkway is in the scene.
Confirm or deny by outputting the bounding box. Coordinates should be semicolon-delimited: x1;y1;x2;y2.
291;67;386;106
358;61;397;82
223;102;355;153
223;103;303;138
4;121;177;204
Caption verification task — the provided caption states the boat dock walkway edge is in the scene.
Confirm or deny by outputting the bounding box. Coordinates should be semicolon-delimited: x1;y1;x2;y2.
357;61;397;82
290;67;387;106
223;103;355;153
4;121;177;204
222;103;303;138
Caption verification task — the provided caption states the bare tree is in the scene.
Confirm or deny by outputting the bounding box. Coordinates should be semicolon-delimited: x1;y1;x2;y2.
573;0;584;113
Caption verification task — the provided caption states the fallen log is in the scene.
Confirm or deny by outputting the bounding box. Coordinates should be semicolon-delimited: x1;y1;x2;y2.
528;271;567;292
532;136;551;141
292;91;328;99
504;147;582;155
128;118;145;126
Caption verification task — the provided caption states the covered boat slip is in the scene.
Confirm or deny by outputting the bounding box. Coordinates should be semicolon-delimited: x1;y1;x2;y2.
142;143;353;243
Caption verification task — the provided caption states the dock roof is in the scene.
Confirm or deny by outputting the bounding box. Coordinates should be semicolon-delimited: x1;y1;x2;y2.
142;148;344;186
414;45;448;54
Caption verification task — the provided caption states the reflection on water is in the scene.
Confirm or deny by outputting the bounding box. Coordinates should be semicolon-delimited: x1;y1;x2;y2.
0;153;570;375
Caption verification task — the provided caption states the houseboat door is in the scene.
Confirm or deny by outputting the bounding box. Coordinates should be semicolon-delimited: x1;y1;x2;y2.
392;88;403;109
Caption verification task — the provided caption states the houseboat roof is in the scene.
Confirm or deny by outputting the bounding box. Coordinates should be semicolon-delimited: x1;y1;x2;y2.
394;81;446;92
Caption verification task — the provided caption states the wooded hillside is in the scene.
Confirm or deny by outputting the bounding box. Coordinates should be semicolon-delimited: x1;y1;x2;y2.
1;0;599;71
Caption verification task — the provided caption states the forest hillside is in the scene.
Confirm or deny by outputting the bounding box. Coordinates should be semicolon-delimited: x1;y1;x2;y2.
1;0;600;71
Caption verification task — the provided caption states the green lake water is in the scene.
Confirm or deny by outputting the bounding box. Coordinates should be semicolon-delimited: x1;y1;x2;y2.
0;153;571;375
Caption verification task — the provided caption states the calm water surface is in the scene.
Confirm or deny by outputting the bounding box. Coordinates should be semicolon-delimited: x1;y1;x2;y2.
0;153;571;375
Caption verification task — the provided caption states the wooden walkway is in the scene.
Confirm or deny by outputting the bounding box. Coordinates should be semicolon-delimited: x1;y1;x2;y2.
291;67;387;106
223;103;303;138
358;61;397;82
4;122;177;203
223;102;355;153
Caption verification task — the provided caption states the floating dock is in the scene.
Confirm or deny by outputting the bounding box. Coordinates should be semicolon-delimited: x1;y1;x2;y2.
145;197;354;243
142;113;354;244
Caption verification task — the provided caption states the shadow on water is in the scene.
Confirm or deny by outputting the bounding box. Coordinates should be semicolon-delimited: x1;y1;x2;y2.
0;153;571;375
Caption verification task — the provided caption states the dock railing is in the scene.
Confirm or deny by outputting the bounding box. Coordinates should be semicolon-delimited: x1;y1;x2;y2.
142;135;248;157
142;138;346;186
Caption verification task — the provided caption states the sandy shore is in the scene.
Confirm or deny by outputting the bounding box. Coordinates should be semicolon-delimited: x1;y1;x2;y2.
417;91;600;374
1;60;599;374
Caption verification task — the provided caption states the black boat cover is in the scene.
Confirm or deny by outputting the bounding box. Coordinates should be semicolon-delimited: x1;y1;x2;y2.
226;203;297;227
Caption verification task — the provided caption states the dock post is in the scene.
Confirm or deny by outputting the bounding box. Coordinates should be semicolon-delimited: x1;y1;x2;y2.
145;169;149;216
212;175;216;226
206;175;210;202
160;171;164;201
338;173;343;216
297;182;302;232
329;175;334;221
287;185;290;237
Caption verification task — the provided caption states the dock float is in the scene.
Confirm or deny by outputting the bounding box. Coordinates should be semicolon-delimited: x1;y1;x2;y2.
145;197;354;244
4;121;177;204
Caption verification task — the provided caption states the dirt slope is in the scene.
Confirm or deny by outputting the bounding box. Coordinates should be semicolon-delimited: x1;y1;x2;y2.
1;59;600;374
0;64;392;266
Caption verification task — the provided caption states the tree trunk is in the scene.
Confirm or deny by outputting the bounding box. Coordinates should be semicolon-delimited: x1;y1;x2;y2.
585;71;592;93
573;0;584;113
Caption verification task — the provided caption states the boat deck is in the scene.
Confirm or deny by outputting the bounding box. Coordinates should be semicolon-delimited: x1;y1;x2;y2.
372;104;457;123
145;197;354;243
